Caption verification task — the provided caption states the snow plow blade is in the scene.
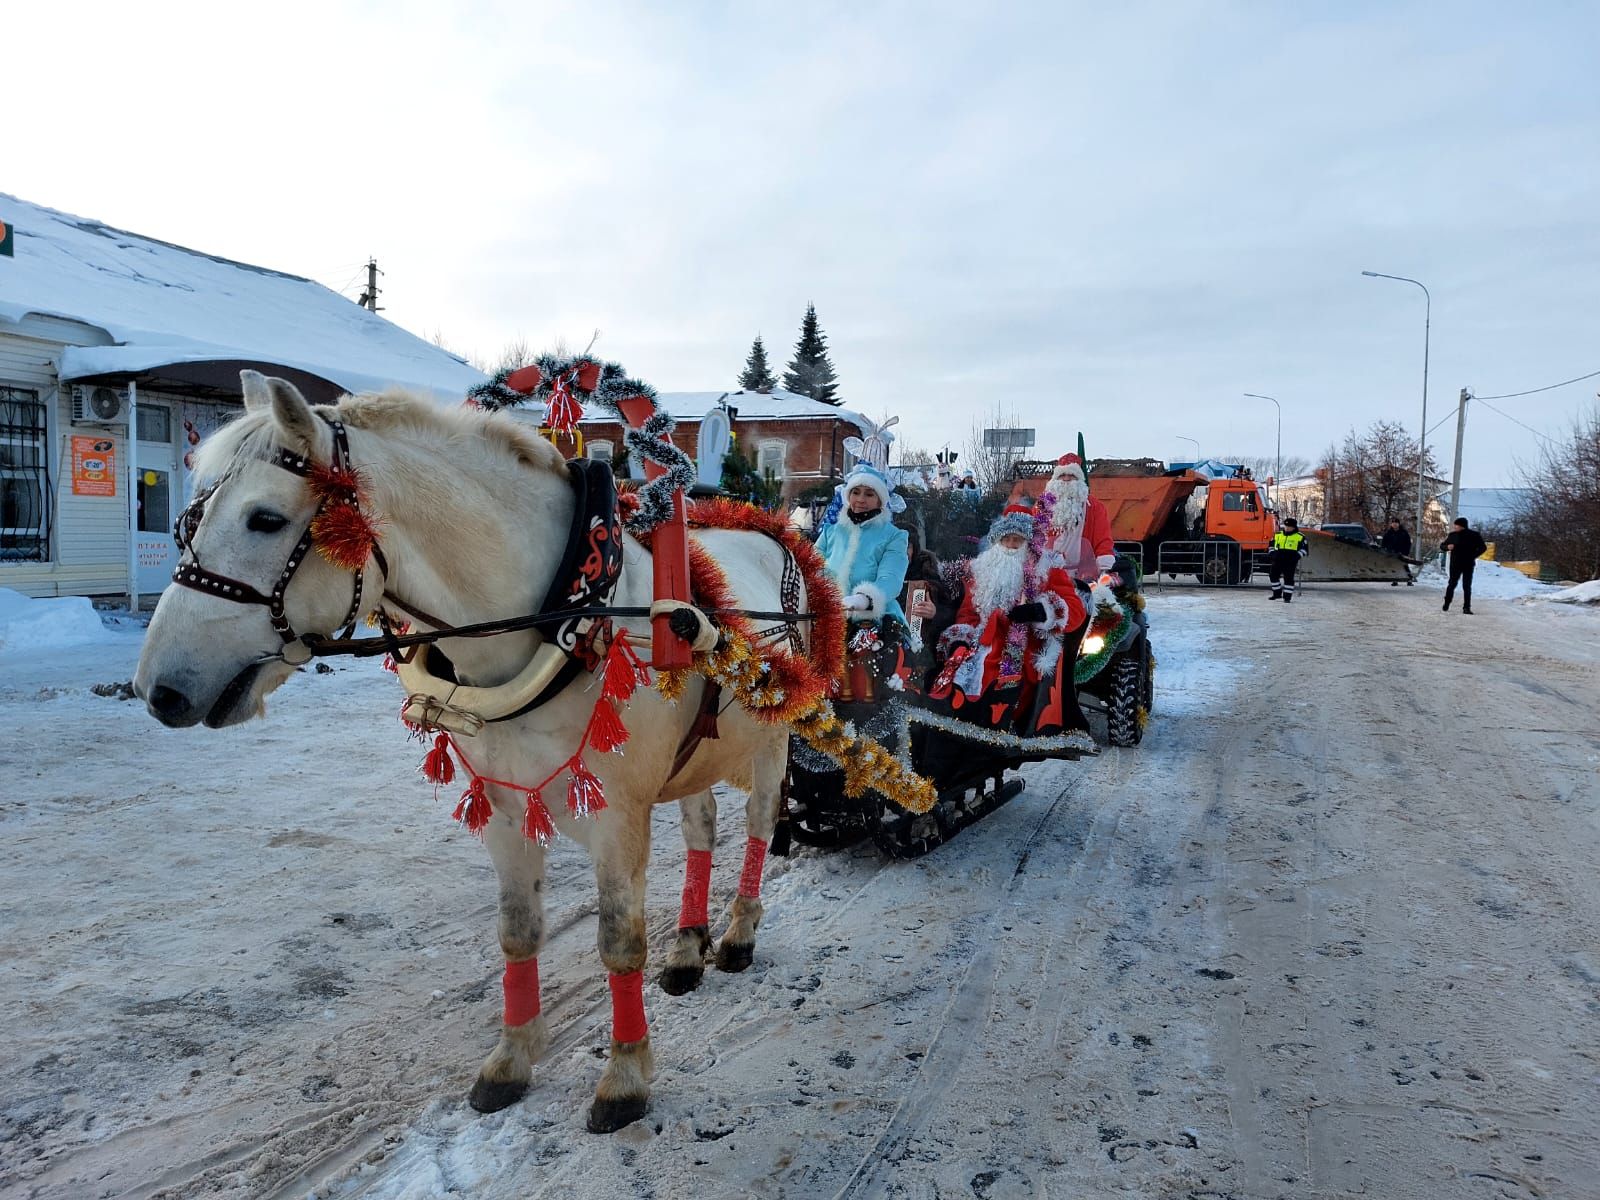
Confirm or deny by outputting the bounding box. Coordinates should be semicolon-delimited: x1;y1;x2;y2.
1294;531;1414;583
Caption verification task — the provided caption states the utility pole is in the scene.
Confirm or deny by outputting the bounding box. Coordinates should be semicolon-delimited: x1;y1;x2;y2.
1448;387;1470;524
357;259;382;312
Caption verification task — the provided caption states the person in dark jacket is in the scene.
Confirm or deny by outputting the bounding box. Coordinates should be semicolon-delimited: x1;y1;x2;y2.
1380;518;1413;586
1440;517;1488;613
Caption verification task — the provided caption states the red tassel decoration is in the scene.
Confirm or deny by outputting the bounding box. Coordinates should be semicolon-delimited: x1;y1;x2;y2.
546;379;583;433
452;777;493;834
521;790;556;845
587;699;630;753
421;732;455;786
311;502;382;571
566;758;607;818
382;655;397;673
602;640;642;702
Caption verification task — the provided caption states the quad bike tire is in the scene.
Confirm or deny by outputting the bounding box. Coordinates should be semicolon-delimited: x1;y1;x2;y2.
1106;643;1151;747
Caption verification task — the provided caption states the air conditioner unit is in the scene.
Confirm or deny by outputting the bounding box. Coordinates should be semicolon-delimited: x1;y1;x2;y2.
71;385;129;425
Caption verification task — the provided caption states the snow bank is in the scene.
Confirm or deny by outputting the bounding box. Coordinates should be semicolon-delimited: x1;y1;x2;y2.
0;588;117;654
1413;560;1554;600
1545;578;1600;605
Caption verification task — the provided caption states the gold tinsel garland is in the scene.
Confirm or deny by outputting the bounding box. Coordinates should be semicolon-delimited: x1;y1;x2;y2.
658;629;937;815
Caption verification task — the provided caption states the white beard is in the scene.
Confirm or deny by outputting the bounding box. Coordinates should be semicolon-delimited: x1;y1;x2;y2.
1045;473;1089;537
970;544;1026;617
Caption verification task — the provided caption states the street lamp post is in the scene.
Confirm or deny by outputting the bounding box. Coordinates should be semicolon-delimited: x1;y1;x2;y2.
1361;270;1431;541
1243;392;1281;490
1175;435;1200;464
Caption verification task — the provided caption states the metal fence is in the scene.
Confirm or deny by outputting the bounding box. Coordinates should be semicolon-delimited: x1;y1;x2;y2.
1113;541;1144;574
1152;539;1253;587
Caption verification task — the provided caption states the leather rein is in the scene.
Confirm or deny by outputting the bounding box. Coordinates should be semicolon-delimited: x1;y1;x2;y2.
170;416;816;675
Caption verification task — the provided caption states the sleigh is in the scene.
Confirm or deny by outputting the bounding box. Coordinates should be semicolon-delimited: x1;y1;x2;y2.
783;609;1098;859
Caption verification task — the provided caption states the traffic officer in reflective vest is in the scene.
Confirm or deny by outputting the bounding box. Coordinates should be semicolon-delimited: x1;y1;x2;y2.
1268;518;1308;602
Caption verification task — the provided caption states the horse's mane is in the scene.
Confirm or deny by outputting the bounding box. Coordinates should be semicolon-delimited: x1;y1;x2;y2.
193;387;568;483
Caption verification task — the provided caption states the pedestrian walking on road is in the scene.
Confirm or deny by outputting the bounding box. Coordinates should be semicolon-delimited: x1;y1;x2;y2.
1268;518;1308;602
1440;517;1488;614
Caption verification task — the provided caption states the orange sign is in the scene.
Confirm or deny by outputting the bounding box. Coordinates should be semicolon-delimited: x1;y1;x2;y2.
71;435;118;496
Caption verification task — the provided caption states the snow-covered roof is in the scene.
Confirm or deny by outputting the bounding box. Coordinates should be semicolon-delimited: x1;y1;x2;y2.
0;193;485;402
579;388;870;430
1437;487;1531;526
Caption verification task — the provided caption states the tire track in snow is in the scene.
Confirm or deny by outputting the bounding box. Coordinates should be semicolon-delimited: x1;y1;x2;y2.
829;769;1094;1199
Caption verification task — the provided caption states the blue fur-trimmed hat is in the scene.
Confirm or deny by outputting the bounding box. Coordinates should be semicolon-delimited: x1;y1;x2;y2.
988;503;1035;542
835;462;906;517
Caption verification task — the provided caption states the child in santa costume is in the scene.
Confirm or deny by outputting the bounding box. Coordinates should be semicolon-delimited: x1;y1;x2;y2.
1039;453;1116;583
932;504;1088;738
815;462;912;632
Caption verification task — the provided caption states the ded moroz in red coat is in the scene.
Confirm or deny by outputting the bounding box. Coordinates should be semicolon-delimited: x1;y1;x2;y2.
935;557;1086;736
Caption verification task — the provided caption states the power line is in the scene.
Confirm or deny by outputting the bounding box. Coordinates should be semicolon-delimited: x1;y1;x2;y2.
1475;367;1600;400
1473;397;1561;447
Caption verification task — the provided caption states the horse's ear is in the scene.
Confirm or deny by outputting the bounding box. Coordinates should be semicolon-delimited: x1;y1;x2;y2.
240;369;270;412
263;376;327;457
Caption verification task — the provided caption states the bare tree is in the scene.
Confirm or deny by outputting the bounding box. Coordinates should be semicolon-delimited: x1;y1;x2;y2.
1216;453;1312;482
1511;404;1600;580
963;407;1029;496
1317;421;1440;533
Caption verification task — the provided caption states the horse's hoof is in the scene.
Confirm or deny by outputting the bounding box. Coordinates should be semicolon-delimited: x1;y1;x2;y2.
587;1094;648;1133
715;941;754;973
468;1076;528;1114
657;963;705;996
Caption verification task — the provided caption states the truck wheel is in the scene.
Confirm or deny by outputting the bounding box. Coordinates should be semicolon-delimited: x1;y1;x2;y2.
1106;652;1145;747
1198;538;1244;585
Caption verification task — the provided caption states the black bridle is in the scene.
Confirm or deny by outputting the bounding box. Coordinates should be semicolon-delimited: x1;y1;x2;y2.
172;418;384;656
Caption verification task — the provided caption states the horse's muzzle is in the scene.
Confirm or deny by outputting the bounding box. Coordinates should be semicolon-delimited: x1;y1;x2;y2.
140;680;204;728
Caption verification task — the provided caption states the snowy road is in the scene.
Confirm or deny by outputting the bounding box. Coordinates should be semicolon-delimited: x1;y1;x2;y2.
2;582;1598;1199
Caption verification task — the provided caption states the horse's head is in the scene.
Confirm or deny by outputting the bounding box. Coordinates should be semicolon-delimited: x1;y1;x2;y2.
135;372;385;727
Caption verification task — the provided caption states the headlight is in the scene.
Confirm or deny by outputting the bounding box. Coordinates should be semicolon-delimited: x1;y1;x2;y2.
1080;635;1106;656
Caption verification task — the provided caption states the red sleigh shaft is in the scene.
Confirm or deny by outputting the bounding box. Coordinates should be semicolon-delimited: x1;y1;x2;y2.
615;394;693;669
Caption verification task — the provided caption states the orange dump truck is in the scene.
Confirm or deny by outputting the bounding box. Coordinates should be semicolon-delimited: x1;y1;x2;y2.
1008;459;1414;586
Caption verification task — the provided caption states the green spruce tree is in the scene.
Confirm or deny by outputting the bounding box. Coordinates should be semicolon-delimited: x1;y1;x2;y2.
781;303;840;405
737;335;778;392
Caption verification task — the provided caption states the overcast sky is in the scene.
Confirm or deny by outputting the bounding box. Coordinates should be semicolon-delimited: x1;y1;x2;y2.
8;1;1598;487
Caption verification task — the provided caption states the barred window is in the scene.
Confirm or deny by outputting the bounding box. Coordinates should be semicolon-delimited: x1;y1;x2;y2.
1;387;49;563
586;440;613;463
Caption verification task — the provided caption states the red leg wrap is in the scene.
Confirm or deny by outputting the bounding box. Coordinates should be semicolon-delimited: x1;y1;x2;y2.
608;970;648;1044
679;848;712;929
503;957;541;1027
738;835;767;899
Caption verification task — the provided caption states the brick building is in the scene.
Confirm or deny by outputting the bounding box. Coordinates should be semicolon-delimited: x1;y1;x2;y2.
577;389;869;506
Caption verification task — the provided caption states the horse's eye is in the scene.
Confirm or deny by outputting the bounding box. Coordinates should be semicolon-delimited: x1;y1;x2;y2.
246;510;290;534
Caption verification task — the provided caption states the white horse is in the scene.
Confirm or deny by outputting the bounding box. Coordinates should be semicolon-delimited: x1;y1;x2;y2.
134;372;806;1132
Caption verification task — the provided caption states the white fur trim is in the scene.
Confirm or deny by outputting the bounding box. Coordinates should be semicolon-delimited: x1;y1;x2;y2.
842;468;891;511
1039;591;1073;635
1089;582;1118;613
833;520;862;593
1096;553;1117;570
851;581;889;621
1033;634;1063;678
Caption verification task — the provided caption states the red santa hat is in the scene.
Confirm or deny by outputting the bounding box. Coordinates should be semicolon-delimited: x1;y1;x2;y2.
1051;453;1086;482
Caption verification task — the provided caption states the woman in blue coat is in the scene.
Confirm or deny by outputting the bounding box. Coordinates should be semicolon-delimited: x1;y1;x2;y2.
815;463;911;634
